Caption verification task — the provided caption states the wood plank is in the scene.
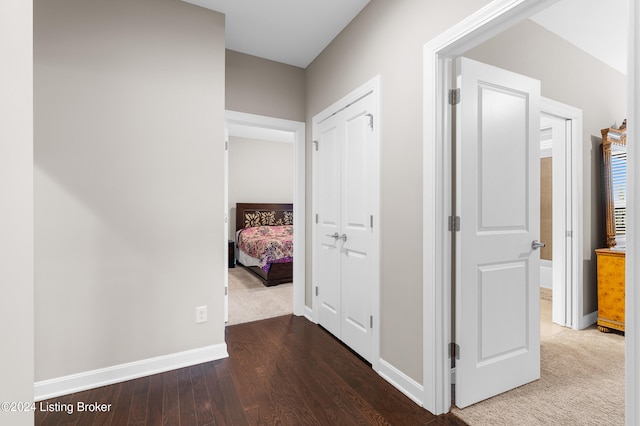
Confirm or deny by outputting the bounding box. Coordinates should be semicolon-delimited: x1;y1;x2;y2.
108;379;135;426
144;374;163;426
161;369;179;426
177;366;197;426
126;377;149;426
204;360;250;425
188;364;214;425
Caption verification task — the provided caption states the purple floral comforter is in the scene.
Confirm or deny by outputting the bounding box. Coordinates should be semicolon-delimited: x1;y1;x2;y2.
237;225;293;270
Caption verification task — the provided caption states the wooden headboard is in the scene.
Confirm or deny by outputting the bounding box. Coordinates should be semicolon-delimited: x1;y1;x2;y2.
235;203;293;232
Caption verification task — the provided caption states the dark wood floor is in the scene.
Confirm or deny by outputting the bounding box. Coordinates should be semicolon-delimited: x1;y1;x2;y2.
35;315;466;425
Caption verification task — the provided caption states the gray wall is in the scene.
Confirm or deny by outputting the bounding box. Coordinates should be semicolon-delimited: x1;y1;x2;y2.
228;136;294;233
0;1;34;424
34;0;226;381
226;50;305;122
463;19;627;317
305;0;493;384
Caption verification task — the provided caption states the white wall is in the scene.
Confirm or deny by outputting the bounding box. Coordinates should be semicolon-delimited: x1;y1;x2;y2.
228;136;294;233
34;0;226;384
0;1;34;424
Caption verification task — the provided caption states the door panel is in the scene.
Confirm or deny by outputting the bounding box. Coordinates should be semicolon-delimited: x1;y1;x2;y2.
341;96;375;363
317;121;342;336
478;86;529;230
456;57;541;408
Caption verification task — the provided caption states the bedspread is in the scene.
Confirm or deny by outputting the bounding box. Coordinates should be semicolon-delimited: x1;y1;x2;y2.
237;225;293;268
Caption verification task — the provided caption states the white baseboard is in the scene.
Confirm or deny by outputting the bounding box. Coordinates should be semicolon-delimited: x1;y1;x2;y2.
579;310;598;330
377;358;424;407
34;343;228;401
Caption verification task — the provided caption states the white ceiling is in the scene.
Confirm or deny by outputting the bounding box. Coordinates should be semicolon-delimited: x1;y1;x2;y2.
183;0;628;74
530;0;629;75
183;0;370;68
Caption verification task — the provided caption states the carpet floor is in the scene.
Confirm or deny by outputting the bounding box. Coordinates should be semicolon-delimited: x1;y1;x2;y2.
226;266;293;326
452;326;625;425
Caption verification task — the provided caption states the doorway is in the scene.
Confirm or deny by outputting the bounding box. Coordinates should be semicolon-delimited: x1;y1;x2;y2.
421;0;596;415
224;111;306;323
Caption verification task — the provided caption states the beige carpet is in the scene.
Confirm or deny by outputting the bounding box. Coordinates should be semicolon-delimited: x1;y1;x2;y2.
226;266;293;326
452;327;625;425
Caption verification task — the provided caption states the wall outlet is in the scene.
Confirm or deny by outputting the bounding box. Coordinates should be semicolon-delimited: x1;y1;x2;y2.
195;306;207;324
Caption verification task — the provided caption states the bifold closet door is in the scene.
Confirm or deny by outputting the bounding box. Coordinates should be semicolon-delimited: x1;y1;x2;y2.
316;93;376;363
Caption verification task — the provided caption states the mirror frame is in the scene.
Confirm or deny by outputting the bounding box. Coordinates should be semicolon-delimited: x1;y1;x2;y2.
601;120;627;248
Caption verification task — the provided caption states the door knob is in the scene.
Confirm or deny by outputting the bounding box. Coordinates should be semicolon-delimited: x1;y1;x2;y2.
325;232;340;240
531;240;545;250
340;233;348;242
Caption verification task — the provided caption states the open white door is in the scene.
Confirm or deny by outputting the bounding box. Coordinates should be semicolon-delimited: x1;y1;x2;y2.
455;57;541;408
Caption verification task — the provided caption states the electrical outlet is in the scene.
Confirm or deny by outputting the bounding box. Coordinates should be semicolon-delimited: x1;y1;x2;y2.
195;306;207;324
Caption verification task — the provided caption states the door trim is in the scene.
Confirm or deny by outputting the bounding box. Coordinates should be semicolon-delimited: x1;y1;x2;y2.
311;75;381;371
224;110;306;317
421;0;562;415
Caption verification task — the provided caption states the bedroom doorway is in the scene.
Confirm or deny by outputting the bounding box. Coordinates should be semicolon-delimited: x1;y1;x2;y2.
421;0;602;415
224;111;305;324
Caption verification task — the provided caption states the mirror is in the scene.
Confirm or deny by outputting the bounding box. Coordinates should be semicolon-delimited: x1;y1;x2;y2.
601;119;627;248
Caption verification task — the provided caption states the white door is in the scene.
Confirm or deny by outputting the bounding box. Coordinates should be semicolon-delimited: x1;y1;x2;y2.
542;113;571;327
315;92;378;364
316;117;342;337
455;57;541;408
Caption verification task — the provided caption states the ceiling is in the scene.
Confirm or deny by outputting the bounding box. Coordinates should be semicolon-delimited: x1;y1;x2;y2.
530;0;629;75
183;0;628;73
183;0;370;68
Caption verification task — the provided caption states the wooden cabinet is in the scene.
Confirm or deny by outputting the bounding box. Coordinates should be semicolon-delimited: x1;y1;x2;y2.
596;248;625;333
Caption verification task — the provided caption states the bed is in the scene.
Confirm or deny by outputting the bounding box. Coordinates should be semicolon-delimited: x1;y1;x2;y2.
235;203;293;286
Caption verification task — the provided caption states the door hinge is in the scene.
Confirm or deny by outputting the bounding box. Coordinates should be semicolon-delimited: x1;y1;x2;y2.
315;214;319;224
370;315;373;329
225;286;228;296
450;342;460;360
225;140;229;150
370;215;374;230
448;216;460;232
315;286;319;296
449;88;460;105
365;113;374;129
566;230;573;238
312;140;319;151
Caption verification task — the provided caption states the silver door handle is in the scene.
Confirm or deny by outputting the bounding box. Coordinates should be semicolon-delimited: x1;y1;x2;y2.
531;240;545;250
325;232;340;240
340;233;347;242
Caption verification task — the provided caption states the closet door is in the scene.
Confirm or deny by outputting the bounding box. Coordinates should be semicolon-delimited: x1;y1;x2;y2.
315;92;377;364
339;95;376;362
316;115;342;338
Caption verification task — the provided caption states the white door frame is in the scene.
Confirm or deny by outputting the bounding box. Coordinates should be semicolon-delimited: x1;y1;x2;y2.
311;75;381;371
627;1;639;425
419;0;637;415
540;97;588;330
224;110;306;317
